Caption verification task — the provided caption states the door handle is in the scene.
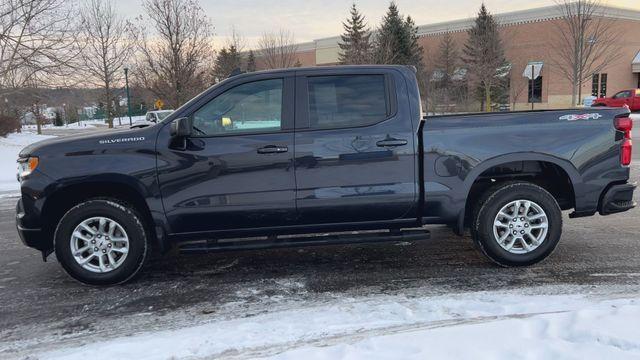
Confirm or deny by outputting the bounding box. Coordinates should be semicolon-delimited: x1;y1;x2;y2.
376;138;408;147
257;145;288;154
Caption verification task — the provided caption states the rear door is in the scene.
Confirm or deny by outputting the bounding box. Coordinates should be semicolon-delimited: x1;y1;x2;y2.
293;68;416;225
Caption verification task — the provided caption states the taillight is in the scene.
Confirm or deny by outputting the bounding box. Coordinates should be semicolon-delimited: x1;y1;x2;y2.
614;117;633;139
615;117;633;166
621;139;632;166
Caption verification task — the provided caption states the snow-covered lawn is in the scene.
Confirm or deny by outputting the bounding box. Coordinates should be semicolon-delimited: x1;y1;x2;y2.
38;289;640;360
21;115;147;131
22;122;96;131
0;132;55;192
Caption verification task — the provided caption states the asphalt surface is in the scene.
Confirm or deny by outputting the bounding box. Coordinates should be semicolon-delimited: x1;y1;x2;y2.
1;119;639;358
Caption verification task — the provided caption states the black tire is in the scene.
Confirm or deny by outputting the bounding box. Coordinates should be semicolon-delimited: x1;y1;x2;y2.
471;181;562;267
54;199;148;285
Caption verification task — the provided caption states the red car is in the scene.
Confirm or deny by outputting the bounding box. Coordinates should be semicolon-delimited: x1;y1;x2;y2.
593;89;640;111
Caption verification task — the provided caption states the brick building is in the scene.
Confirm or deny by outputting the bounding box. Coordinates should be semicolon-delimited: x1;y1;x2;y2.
277;3;640;110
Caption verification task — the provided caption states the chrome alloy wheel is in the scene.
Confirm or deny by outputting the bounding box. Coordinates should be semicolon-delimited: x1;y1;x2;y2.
69;217;129;273
492;199;549;254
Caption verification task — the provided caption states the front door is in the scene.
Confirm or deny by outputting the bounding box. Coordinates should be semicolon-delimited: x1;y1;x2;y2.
293;69;417;225
157;75;296;234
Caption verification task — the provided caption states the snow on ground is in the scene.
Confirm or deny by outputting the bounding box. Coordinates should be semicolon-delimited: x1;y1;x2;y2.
0;132;55;192
38;289;640;360
22;122;96;131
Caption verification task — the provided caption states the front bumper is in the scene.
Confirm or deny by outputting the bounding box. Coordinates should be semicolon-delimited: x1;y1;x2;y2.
16;198;50;252
598;182;637;215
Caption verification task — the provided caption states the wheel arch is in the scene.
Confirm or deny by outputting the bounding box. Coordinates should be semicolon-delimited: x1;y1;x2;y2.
455;153;581;234
41;175;168;253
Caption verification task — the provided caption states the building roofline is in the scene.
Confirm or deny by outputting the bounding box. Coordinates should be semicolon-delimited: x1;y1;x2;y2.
284;3;640;50
417;3;640;36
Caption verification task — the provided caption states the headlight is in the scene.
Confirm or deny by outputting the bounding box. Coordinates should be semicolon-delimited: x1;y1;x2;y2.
17;156;39;180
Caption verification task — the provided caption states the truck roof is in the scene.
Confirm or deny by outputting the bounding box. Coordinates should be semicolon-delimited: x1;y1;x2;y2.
234;64;415;77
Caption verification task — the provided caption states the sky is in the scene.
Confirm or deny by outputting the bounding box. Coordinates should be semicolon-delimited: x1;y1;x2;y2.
117;0;640;49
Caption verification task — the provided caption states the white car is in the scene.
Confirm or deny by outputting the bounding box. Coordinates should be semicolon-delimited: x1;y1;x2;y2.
145;110;174;123
131;110;174;128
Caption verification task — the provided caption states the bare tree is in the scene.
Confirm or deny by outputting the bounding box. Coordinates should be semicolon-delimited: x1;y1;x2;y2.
133;0;214;109
257;30;299;69
79;0;134;128
551;0;623;106
0;0;81;133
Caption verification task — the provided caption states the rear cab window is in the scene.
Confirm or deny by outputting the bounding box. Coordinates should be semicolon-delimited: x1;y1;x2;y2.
305;75;392;129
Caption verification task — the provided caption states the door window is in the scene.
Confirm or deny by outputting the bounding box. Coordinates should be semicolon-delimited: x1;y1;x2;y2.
193;79;283;136
307;75;389;129
613;91;631;99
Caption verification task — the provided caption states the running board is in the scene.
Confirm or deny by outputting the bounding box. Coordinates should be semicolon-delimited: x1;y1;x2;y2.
178;229;431;254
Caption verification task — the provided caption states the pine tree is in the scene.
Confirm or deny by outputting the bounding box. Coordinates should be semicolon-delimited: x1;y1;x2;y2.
373;3;423;69
463;4;508;112
373;2;405;64
435;32;459;105
212;45;242;83
338;3;373;65
246;50;257;72
404;16;424;68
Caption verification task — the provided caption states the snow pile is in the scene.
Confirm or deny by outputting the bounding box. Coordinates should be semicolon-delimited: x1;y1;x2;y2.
0;131;55;191
39;291;640;360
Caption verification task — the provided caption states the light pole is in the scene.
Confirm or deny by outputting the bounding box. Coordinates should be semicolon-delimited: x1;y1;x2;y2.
124;67;132;126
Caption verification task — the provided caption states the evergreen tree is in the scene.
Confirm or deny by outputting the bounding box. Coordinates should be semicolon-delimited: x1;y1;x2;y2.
246;50;257;72
434;32;461;109
403;16;424;68
373;3;423;69
212;45;242;83
53;110;64;127
463;4;508;112
373;2;405;64
435;32;458;90
338;3;373;65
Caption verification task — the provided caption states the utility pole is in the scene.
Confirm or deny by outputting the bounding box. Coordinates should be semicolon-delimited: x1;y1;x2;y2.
124;67;132;126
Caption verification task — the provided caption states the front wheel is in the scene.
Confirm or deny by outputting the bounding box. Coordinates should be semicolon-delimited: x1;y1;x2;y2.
471;182;562;267
54;199;148;285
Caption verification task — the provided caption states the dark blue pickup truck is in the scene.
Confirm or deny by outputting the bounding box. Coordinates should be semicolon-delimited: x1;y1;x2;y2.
16;65;636;285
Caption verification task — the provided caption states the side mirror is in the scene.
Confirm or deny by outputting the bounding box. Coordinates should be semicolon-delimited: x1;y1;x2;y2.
170;117;192;137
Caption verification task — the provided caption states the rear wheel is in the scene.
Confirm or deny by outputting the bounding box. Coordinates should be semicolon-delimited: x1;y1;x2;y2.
471;182;562;267
54;199;148;285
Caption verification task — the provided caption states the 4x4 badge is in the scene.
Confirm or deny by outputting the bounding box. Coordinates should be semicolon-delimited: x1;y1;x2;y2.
559;113;603;121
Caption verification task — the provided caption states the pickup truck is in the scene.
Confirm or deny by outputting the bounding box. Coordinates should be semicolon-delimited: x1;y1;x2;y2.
593;89;640;112
16;65;636;285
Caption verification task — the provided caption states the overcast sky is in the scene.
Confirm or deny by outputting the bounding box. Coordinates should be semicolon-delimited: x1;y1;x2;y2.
117;0;639;48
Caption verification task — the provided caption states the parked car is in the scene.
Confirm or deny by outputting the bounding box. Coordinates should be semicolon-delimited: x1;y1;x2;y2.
130;110;175;129
592;89;640;111
145;110;174;123
16;65;636;285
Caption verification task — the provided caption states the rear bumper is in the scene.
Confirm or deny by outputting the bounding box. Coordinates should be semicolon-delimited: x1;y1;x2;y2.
598;182;637;215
